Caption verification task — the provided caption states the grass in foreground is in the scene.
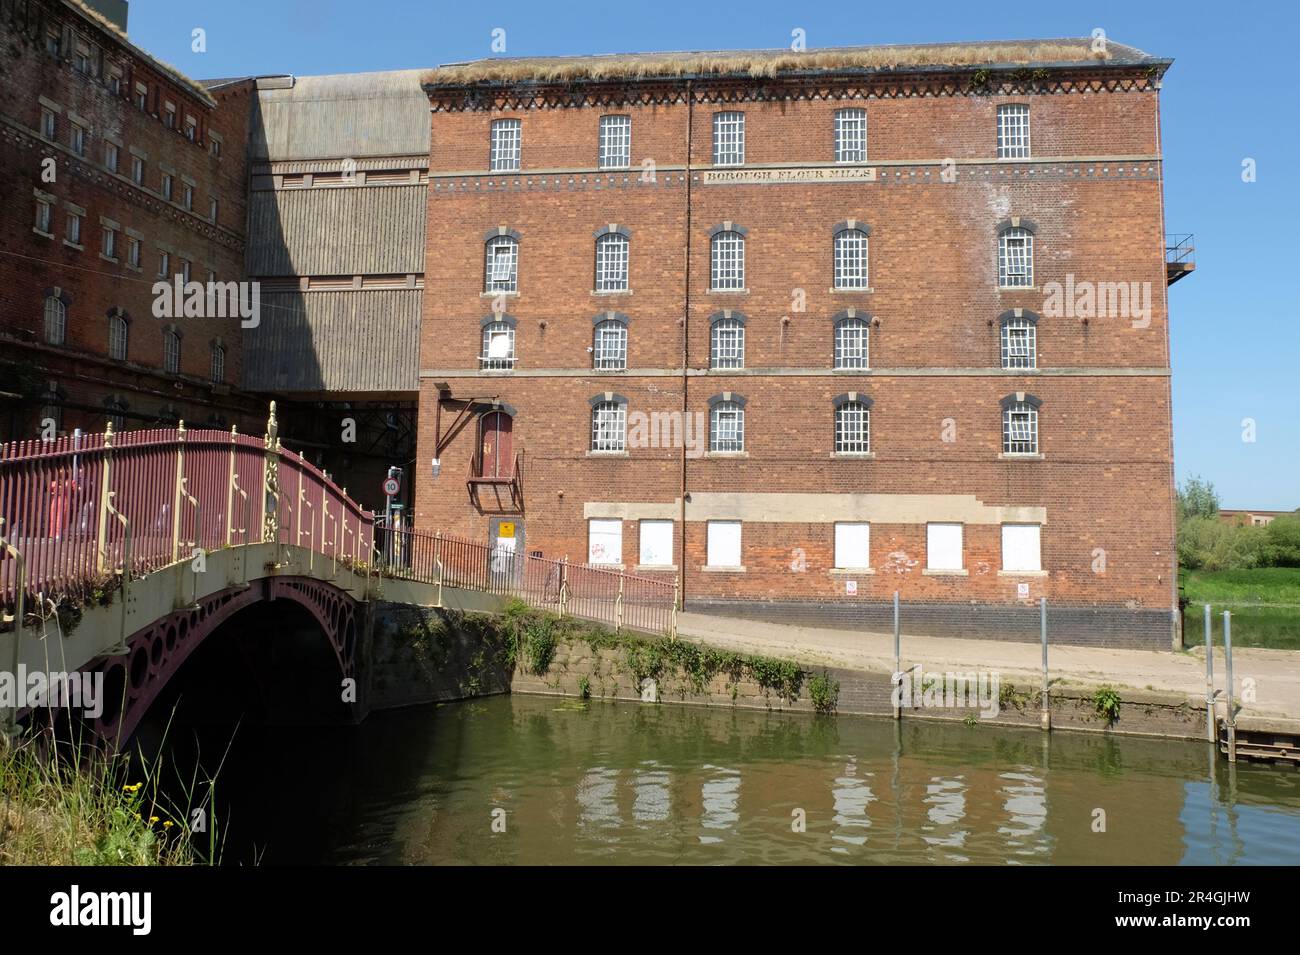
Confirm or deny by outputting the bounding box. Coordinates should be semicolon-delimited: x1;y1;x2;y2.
1181;568;1300;650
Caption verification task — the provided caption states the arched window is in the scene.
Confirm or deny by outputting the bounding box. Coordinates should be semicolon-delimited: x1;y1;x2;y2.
999;310;1037;369
210;342;226;383
480;317;516;369
594;230;629;292
710;312;745;369
833;313;870;369
107;309;129;360
44;293;67;345
834;394;872;454
163;327;182;374
592;316;628;370
590;395;628;452
998;222;1035;288
104;396;128;432
708;394;745;453
1001;393;1041;455
484;234;518;293
710;228;745;291
833;226;870;289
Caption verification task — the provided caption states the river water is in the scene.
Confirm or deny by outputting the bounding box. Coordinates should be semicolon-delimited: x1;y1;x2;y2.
191;694;1300;865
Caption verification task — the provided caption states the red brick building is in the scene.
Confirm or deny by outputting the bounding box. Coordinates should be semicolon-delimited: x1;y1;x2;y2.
416;41;1182;648
0;0;263;440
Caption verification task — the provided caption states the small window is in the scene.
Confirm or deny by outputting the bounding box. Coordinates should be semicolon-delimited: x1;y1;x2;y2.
210;138;222;159
834;316;869;369
590;400;627;452
65;211;82;245
44;295;66;345
158;250;170;277
107;68;122;95
108;314;128;360
70;121;86;156
710;316;744;370
45;28;61;57
184;116;197;141
593;320;627;371
833;229;869;289
485;235;518;293
161;174;173;201
926;523;963;571
834;400;870;454
598;114;631;169
489;119;521;171
834;108;867;163
1001;524;1042;572
998;227;1033;288
40;107;56;139
127;237;141;268
34;197;52;234
639;520;674;567
180;259;191;283
104;141;118;172
131;155;144;185
210;344;225;384
133;82;147;111
997;104;1030;159
163;330;181;374
588;518;622;566
595;232;629;292
182;183;193;210
73;38;92;74
480;320;515;369
163;103;176;129
1002;399;1039;454
706;521;742;568
101;225;117;259
834;523;871;569
1000;315;1037;369
710;230;744;290
709;400;744;453
712;111;745;166
105;400;127;432
209;197;219;223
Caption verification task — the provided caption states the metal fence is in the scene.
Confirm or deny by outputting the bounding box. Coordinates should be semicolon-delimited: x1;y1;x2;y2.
374;526;678;638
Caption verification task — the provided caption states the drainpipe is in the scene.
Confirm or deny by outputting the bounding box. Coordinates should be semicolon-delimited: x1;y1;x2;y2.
679;79;693;609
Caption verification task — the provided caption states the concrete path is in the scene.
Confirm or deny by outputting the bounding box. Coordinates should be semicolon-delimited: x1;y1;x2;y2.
676;611;1300;724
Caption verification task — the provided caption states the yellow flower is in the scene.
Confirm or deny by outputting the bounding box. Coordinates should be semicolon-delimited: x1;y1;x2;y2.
163;821;174;828
148;816;159;823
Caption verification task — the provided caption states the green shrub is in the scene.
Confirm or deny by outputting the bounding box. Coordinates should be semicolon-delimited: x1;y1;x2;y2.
1092;686;1122;725
808;672;839;714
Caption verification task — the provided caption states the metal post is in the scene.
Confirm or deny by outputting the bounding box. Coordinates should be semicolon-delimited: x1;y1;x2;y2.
616;574;625;633
670;575;680;641
1224;610;1236;762
1204;603;1215;743
558;558;568;618
261;402;280;543
892;590;901;720
95;422;115;572
225;426;238;547
1040;597;1051;731
1;521;26;740
170;420;187;562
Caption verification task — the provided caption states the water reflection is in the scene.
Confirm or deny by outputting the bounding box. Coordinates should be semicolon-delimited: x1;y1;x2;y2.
200;695;1300;865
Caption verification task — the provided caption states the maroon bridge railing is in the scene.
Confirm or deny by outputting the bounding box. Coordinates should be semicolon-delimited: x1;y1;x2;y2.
375;526;678;638
0;405;374;616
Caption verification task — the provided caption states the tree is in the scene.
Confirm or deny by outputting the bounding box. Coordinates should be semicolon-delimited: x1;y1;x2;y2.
1264;516;1300;567
1176;476;1220;522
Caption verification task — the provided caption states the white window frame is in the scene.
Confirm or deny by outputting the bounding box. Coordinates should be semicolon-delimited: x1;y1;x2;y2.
998;228;1033;288
712;111;745;166
834;401;870;454
1000;317;1037;369
161;173;173;201
108;314;128;360
997;104;1031;159
710;231;744;290
834;108;867;163
40;106;56;139
101;224;117;259
598;114;631;169
131;155;144;185
34;197;52;235
489;119;521;171
70;121;86;156
590;400;627;452
1001;524;1042;573
44;296;66;345
834;317;869;369
710;318;744;370
638;520;674;567
485;236;518;293
1002;401;1039;455
926;523;964;572
127;236;141;268
163;330;181;374
706;521;742;568
593;320;627;370
158;250;170;278
65;211;82;245
709;401;744;453
595;232;629;292
833;229;869;289
480;321;515;369
210;343;225;384
834;522;871;569
104;141;118;172
588;518;623;566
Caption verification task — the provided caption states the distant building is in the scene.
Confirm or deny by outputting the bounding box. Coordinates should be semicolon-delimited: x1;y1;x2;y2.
1219;510;1294;527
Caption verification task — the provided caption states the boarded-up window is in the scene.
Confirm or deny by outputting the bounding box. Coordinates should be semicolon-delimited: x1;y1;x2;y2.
926;523;963;571
707;521;742;568
639;520;673;567
588;519;622;565
1001;524;1042;572
834;523;871;569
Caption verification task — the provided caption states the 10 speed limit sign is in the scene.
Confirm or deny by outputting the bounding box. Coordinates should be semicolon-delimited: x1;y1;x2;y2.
383;477;400;497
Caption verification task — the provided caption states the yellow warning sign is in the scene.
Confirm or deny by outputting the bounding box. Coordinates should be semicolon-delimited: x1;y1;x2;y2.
498;521;516;539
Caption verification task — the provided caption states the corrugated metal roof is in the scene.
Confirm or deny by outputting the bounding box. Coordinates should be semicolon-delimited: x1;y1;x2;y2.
242;289;420;392
250;69;431;161
246;185;426;276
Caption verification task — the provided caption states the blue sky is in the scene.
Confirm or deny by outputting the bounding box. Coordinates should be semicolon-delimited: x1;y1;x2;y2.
129;0;1299;509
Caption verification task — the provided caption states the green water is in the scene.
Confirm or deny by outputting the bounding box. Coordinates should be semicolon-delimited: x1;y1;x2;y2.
209;694;1300;865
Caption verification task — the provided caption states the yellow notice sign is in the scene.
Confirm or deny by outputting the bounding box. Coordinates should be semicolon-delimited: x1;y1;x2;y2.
498;521;516;539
